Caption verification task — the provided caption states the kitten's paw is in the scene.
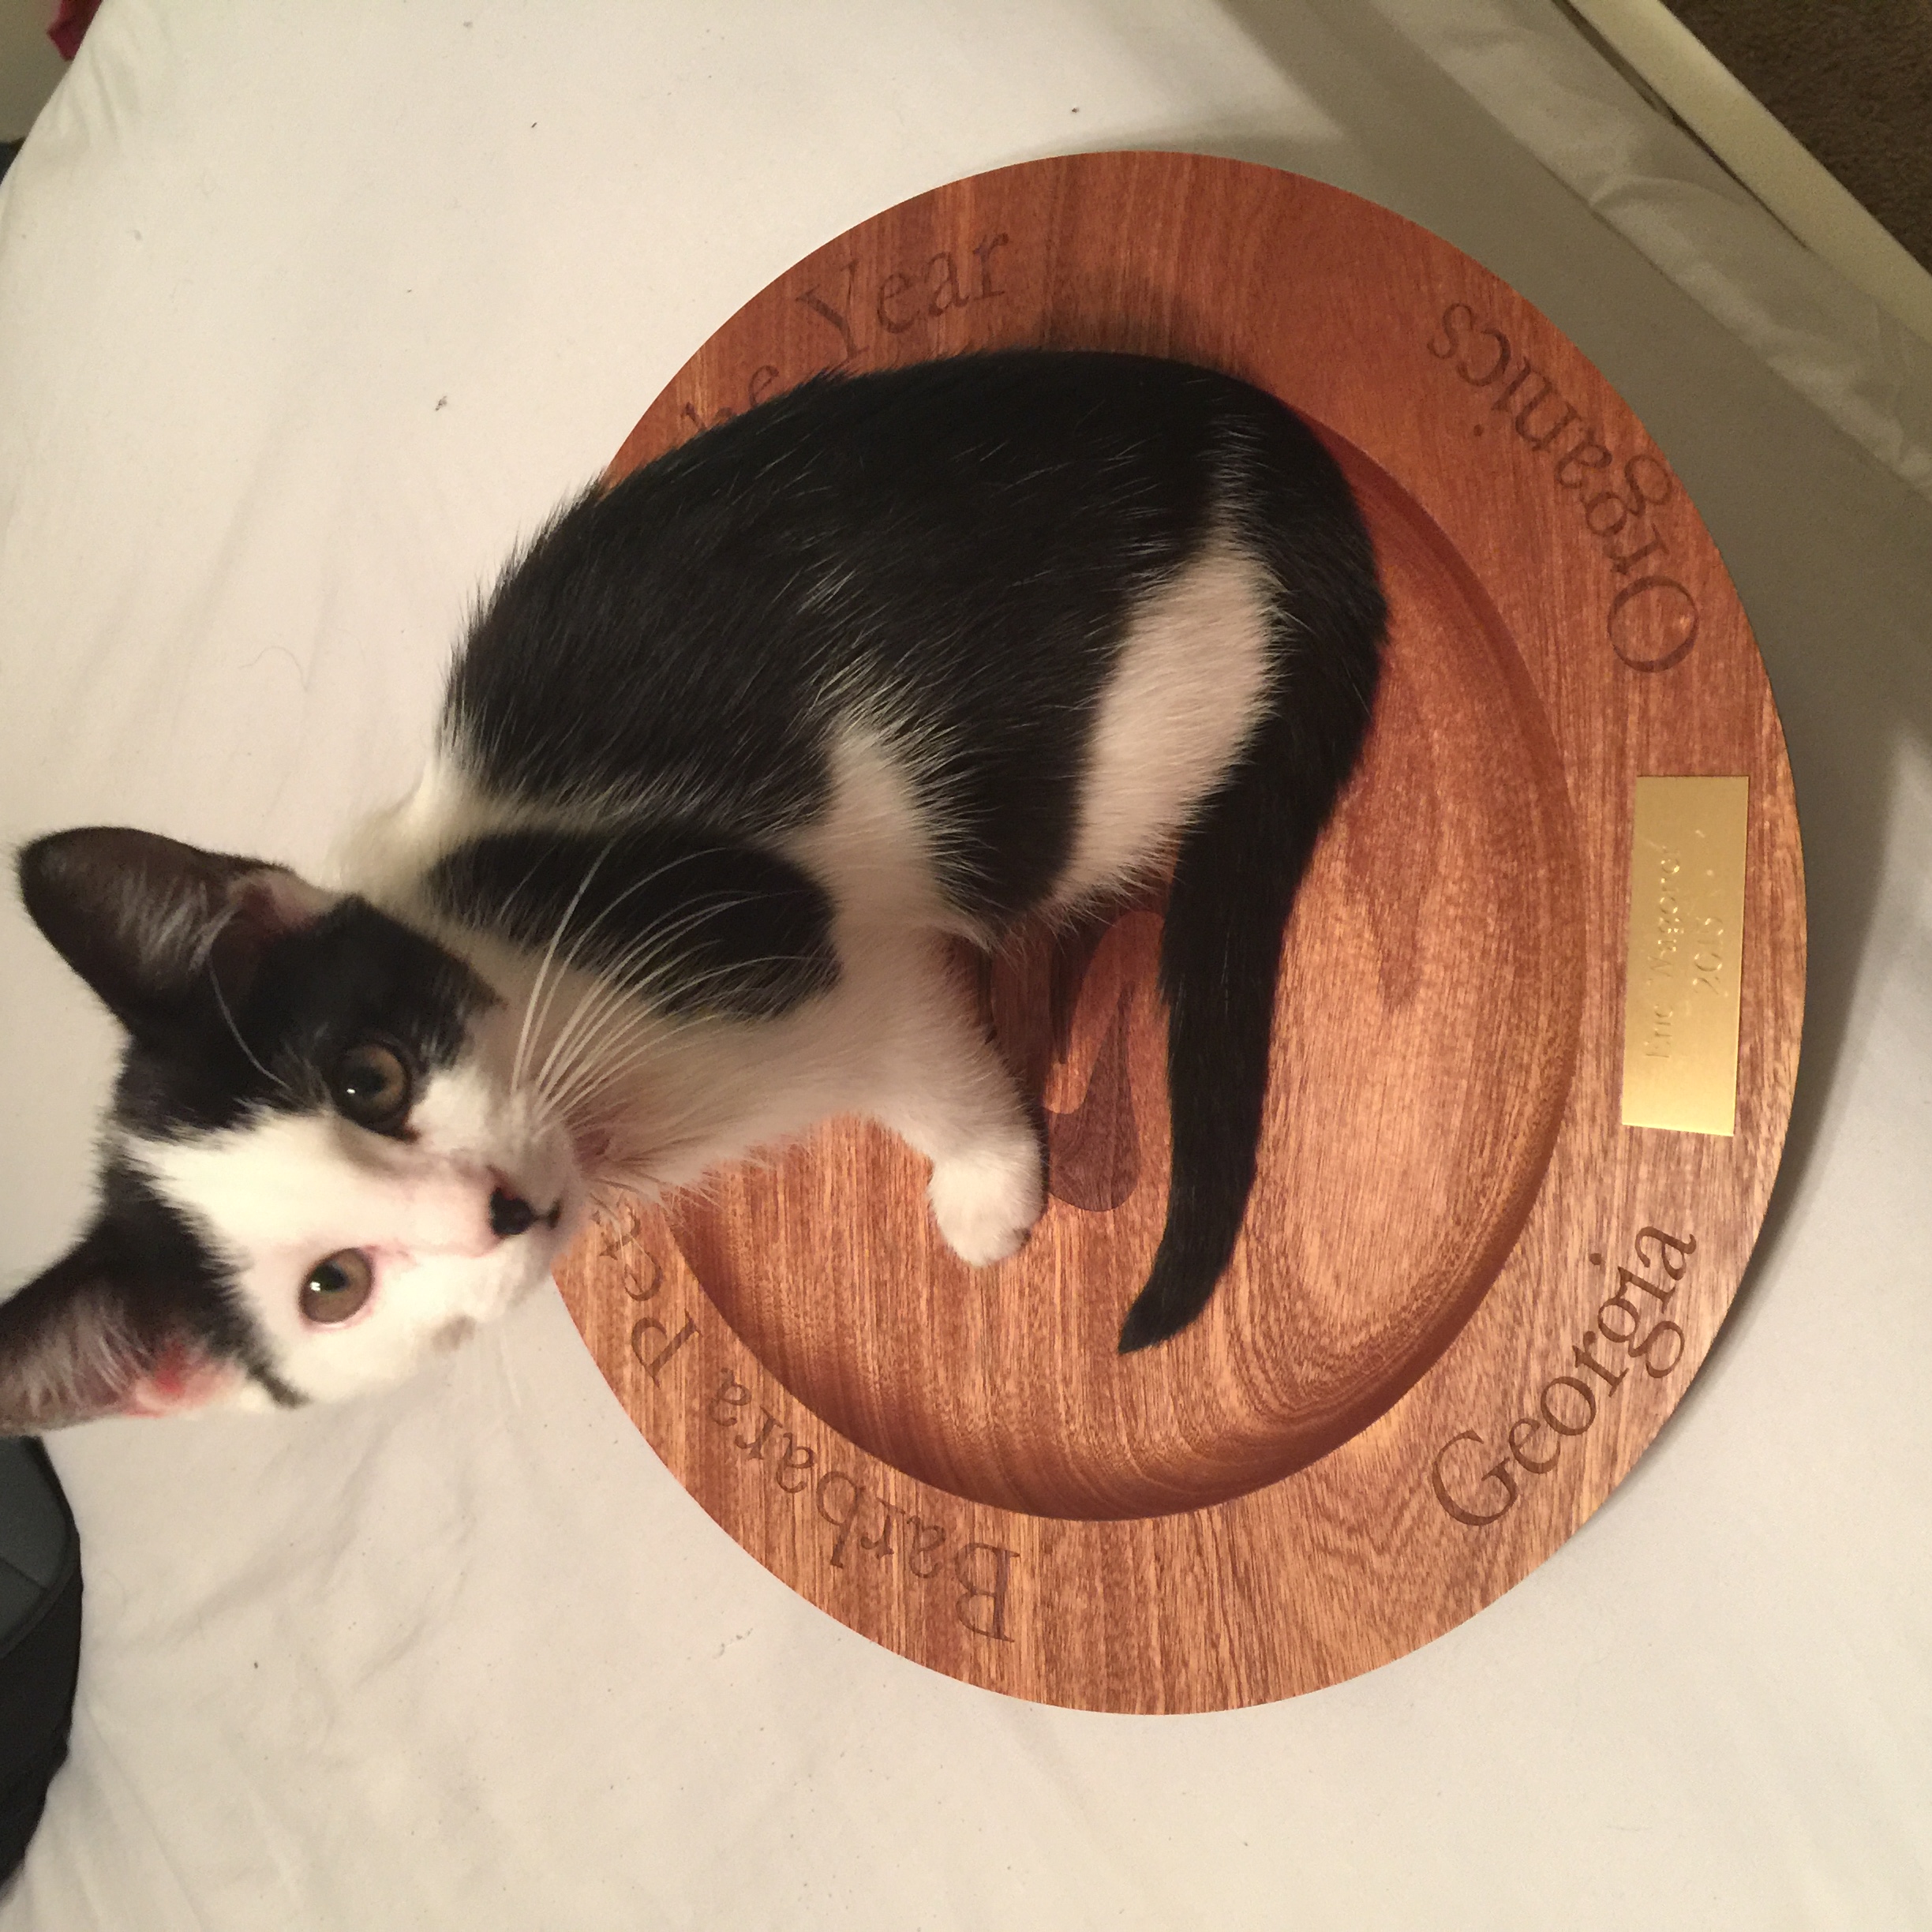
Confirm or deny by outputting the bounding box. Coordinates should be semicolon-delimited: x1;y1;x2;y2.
928;1138;1046;1267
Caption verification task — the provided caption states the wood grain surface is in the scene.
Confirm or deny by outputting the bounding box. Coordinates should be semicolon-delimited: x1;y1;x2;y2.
555;152;1806;1712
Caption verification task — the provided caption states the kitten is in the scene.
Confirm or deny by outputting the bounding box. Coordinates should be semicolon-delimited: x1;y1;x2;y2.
1;351;1383;1431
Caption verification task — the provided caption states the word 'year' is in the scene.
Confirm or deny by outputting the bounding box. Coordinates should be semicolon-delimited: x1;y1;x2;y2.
677;231;1013;437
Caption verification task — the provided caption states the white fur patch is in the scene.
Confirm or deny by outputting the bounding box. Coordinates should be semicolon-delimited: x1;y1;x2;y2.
778;724;959;930
1050;537;1275;896
927;1135;1046;1266
1057;538;1273;900
127;1046;578;1405
331;747;504;908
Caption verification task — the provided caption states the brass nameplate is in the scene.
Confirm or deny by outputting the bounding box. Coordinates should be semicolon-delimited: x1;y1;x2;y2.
1621;777;1749;1136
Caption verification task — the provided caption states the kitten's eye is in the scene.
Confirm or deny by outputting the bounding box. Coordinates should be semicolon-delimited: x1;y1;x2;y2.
331;1041;413;1132
301;1249;374;1325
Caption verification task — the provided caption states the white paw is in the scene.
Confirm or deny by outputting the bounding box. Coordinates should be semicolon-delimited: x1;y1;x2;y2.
927;1138;1046;1267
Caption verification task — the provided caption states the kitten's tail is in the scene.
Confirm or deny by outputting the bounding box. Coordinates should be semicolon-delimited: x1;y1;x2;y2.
1117;425;1385;1354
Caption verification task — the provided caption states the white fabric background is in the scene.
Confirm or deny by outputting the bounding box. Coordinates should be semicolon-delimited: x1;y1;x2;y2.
1;2;1927;1926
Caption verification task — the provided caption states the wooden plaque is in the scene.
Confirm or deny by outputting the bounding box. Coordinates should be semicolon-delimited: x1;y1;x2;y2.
553;154;1805;1712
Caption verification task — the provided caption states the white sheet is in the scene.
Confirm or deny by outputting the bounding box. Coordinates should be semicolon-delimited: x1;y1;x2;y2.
2;3;1928;1926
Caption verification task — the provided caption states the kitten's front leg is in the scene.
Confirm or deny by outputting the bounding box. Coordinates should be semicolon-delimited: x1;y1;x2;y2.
866;945;1046;1267
926;1123;1047;1267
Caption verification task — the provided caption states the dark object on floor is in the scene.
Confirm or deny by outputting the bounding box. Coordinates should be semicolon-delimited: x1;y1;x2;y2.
1663;0;1932;273
0;1438;81;1887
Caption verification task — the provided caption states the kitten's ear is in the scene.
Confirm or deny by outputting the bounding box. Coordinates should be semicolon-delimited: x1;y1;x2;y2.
17;827;333;1035
0;1234;240;1433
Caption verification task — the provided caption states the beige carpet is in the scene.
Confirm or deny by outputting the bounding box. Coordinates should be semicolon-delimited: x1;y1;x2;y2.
1662;0;1932;271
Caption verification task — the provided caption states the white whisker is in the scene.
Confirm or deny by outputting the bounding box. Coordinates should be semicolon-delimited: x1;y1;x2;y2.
207;968;295;1101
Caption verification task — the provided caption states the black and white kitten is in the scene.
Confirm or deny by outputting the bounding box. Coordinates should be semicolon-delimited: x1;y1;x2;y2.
2;351;1383;1432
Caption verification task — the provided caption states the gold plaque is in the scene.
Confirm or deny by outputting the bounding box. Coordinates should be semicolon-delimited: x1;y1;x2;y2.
1621;777;1750;1136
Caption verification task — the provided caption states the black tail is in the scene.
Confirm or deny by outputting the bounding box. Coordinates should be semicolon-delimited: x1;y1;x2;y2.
1117;410;1384;1354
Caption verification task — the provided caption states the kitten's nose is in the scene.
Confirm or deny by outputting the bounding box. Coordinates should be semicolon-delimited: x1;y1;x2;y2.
489;1186;536;1239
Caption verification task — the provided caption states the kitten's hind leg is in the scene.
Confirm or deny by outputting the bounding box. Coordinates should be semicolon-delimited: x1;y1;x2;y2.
863;940;1046;1267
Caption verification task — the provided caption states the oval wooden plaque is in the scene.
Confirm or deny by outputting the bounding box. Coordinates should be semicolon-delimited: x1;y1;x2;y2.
552;154;1804;1712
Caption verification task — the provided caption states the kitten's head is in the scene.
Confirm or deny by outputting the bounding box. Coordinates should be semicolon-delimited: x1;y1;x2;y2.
2;828;583;1432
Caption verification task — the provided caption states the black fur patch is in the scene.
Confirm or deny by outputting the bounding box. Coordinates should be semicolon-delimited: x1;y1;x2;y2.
444;351;1241;925
429;828;838;1020
17;829;268;1040
113;900;489;1140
